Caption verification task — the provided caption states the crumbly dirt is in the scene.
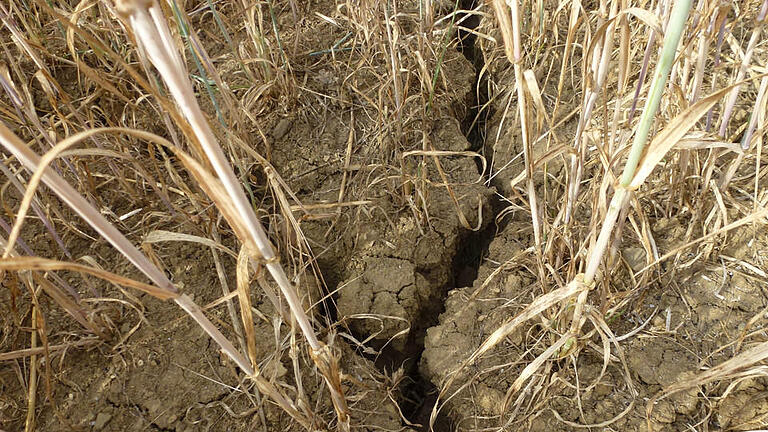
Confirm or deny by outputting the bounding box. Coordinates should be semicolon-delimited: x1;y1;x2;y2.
421;217;768;431
3;1;768;431
416;3;768;431
0;232;405;431
2;0;489;430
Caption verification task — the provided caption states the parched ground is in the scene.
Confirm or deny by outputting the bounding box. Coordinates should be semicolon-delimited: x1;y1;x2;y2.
2;0;768;431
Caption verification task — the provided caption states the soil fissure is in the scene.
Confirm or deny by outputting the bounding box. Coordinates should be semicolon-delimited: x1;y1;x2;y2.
391;3;503;429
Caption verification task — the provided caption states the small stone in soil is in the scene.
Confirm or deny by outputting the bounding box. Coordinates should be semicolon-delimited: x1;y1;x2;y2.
272;118;293;140
93;412;112;430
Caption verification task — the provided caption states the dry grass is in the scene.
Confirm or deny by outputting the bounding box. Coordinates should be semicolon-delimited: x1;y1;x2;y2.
431;0;768;429
1;0;768;431
0;0;472;430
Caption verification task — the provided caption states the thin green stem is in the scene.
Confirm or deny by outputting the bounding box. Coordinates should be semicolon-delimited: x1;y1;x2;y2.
620;0;692;186
584;0;692;284
427;0;460;113
170;1;224;125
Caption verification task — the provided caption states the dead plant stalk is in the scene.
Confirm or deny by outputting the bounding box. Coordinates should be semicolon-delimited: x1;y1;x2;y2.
0;122;314;430
113;0;349;426
431;4;698;425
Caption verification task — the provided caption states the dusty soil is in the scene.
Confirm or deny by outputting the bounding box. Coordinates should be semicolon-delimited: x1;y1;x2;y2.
2;0;488;430
2;1;768;431
421;218;768;431
417;3;768;432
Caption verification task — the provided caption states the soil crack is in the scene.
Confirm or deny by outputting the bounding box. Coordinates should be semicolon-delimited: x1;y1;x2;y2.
392;2;503;429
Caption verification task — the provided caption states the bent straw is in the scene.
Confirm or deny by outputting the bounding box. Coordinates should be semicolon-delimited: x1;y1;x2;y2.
431;5;696;422
113;0;348;424
585;0;693;283
115;0;321;349
0;122;313;428
0;120;248;372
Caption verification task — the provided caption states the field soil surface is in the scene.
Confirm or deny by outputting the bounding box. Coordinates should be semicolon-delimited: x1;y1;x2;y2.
1;1;768;431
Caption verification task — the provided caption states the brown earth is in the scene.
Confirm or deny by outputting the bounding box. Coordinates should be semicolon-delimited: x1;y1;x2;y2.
417;3;768;431
1;0;490;430
421;218;768;431
2;1;768;431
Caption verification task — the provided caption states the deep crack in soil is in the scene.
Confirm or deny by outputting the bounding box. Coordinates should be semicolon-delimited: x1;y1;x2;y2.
385;3;503;429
